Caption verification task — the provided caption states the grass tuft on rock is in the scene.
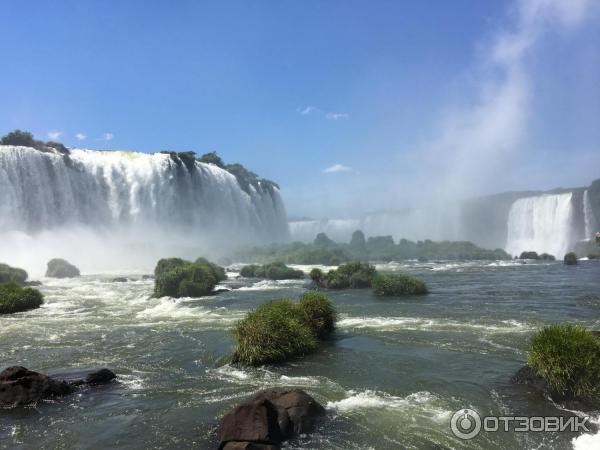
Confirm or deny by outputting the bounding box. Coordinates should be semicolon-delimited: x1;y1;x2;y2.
0;263;28;284
372;273;429;296
313;261;376;289
527;324;600;401
154;257;225;298
239;261;304;280
0;283;44;314
232;294;336;366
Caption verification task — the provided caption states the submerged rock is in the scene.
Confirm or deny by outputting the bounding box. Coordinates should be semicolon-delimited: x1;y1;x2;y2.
110;277;128;283
217;389;325;449
45;258;80;278
511;365;548;392
0;366;116;407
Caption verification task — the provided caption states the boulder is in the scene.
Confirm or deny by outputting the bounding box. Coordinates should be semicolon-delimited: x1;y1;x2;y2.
511;365;548;393
222;443;279;450
218;399;283;448
217;389;325;449
110;277;128;283
45;258;80;278
564;252;578;265
85;368;116;385
0;366;116;406
519;251;539;260
0;366;74;406
250;389;326;436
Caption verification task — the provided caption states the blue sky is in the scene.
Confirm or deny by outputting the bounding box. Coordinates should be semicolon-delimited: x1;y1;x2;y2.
1;0;599;218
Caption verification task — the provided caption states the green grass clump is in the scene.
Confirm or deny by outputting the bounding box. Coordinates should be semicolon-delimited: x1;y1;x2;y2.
372;273;429;296
232;294;336;366
298;292;337;337
0;283;43;314
154;257;225;298
564;252;578;265
239;261;304;280
317;261;376;289
528;324;600;401
0;263;28;284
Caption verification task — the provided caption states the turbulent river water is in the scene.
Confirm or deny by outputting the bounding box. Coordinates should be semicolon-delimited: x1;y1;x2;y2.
1;260;599;449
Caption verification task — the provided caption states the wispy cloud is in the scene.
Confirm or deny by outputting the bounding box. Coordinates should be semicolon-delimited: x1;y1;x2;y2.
98;132;114;142
323;163;352;173
75;133;87;141
297;105;319;116
47;130;62;140
325;112;349;120
298;106;349;120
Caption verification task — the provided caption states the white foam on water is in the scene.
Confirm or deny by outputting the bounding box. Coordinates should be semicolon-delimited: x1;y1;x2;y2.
326;390;452;423
136;299;242;325
338;316;533;334
237;279;305;291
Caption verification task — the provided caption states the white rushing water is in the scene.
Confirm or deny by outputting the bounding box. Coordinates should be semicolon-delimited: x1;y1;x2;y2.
505;193;574;257
0;146;289;275
583;189;595;240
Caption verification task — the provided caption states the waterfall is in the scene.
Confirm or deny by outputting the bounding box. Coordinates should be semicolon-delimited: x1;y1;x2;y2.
0;146;288;274
583;189;595;240
505;193;574;257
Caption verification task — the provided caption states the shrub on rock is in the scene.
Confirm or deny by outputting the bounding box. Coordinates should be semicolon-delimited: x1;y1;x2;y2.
0;283;43;315
539;253;556;261
298;292;337;338
519;251;539;260
46;258;80;278
316;261;377;289
564;252;578;265
372;273;429;296
239;262;304;280
527;324;600;401
153;257;224;298
0;263;28;284
232;295;336;366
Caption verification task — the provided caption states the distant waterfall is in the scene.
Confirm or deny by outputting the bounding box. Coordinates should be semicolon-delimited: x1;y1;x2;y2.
0;146;288;239
583;189;595;240
505;193;574;257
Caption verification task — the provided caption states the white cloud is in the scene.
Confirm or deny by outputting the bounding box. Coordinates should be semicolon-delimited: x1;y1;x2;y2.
100;133;114;141
325;112;349;120
323;164;352;173
297;106;319;116
75;133;87;141
47;130;62;140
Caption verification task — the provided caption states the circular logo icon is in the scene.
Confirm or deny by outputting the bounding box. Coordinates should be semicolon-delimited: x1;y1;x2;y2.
451;408;482;440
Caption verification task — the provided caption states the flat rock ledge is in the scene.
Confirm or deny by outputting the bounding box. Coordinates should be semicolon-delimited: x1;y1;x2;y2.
0;366;116;407
217;389;326;450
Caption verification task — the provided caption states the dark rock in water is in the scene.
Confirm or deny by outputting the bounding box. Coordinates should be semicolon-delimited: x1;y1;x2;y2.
519;251;539;260
250;389;326;436
213;288;231;294
222;443;279;450
511;366;548;393
217;389;325;449
45;258;80;278
85;368;116;385
24;280;42;286
539;253;556;261
0;366;117;406
110;277;128;283
218;399;283;447
564;252;578;265
141;275;154;280
0;366;74;406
